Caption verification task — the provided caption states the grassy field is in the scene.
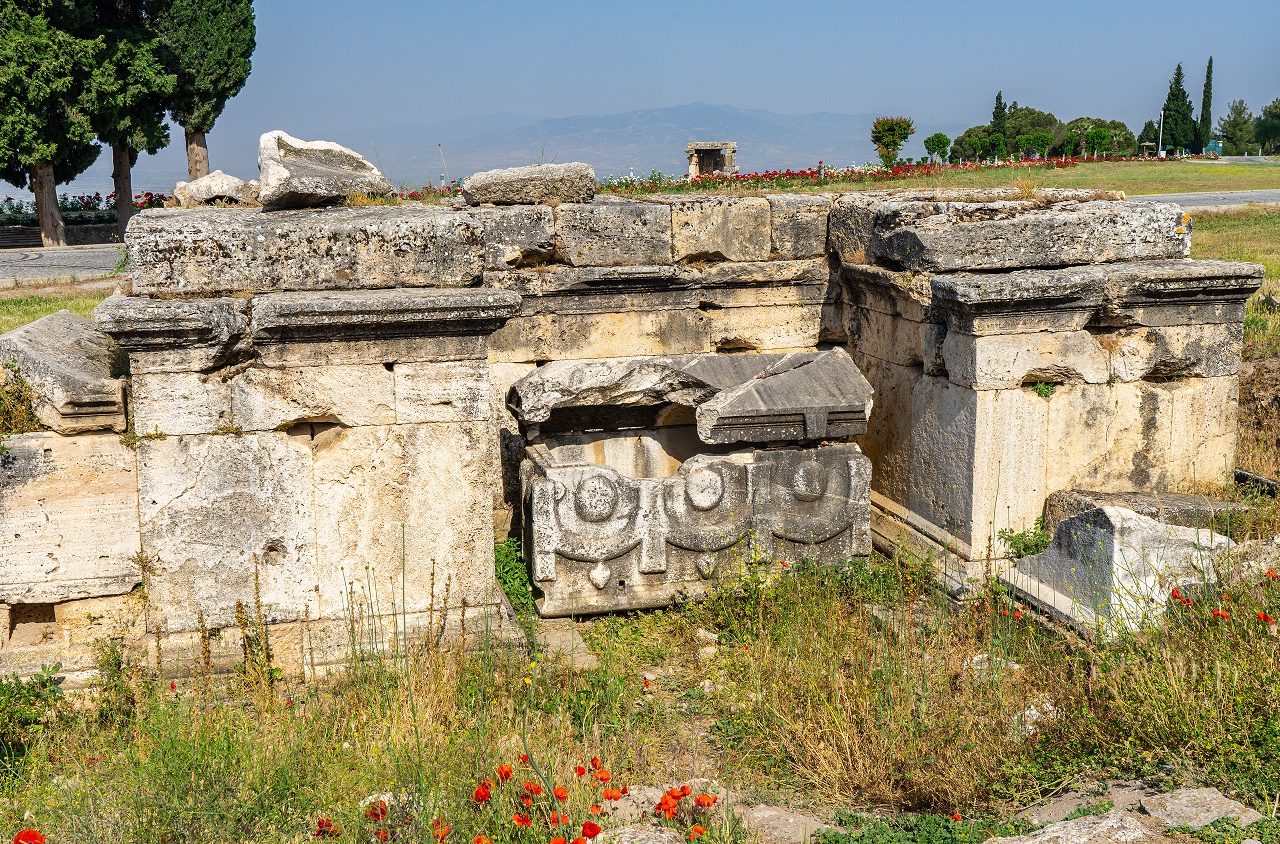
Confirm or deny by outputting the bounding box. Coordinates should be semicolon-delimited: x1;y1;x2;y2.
3;555;1279;843
0;292;111;334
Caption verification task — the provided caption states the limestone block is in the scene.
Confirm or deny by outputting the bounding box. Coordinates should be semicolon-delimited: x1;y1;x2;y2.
848;355;919;506
1002;506;1230;632
1043;489;1253;536
767;193;831;259
941;330;1111;389
95;294;249;374
231;364;396;431
255;335;489;369
845;300;930;367
138;432;318;632
257;130;393;209
555;200;672;266
490;308;711;363
0;311;126;433
987;811;1156;844
705;303;822;352
482;205;556;269
394;360;492;424
1095;323;1243;382
830;191;1189;271
485;264;683;295
688;257;828;286
174;170;258;207
127;206;485;295
666;196;770;262
1139;788;1263;829
754;444;872;562
131;371;234;436
0;432;140;604
462;162;596;206
1045;377;1238;494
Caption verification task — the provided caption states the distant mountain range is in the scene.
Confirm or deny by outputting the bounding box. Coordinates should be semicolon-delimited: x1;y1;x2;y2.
45;102;968;197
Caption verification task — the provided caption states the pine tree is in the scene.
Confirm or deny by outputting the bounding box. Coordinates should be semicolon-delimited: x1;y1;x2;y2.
1197;57;1213;152
992;91;1008;141
1160;63;1196;153
0;1;106;246
155;0;255;180
1215;100;1254;155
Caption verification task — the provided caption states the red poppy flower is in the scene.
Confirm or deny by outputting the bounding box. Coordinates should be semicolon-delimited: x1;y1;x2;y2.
950;813;962;822
594;769;612;784
497;764;514;782
590;757;602;770
521;753;531;763
689;825;707;841
524;781;544;796
1267;568;1278;581
603;788;622;801
475;837;493;844
366;799;389;821
552;786;568;801
679;785;693;797
1212;608;1231;620
549;811;568;826
433;819;452;841
590;805;602;815
551;838;568;844
572;838;587;844
694;793;717;809
313;818;341;839
169;680;177;691
522;795;534;808
1259;611;1277;624
375;831;390;842
474;782;493;803
575;765;587;777
514;814;534;828
582;821;602;839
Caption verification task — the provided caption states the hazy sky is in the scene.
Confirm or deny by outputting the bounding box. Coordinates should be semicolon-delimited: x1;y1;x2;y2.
17;0;1280;197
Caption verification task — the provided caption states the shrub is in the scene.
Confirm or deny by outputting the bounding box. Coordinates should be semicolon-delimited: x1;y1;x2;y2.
0;666;64;770
997;518;1051;558
923;132;951;163
872;116;917;169
0;362;45;437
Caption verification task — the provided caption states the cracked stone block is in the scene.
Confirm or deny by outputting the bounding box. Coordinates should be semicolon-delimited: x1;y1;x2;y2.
394;360;493;425
127;205;484;295
231;364;397;432
257;130;393;209
463;162;596;206
0;311;126;433
131;371;234;436
829;189;1189;271
988;811;1157;844
1001;506;1232;633
664;196;771;262
1139;788;1264;829
767;193;831;259
483;205;556;269
555;199;672;266
0;432;140;604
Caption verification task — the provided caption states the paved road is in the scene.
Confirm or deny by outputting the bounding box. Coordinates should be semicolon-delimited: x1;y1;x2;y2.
1130;188;1280;209
0;244;123;285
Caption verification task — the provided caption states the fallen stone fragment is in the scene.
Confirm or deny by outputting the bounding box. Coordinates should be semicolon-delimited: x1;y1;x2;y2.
1001;506;1231;633
988;811;1158;844
600;825;685;844
738;805;831;844
463;162;596;206
1139;788;1264;829
0;310;126;433
1044;490;1253;536
173;170;259;207
257;130;393;209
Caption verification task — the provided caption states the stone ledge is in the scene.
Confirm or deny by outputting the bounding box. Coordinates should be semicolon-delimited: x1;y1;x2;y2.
249;288;522;343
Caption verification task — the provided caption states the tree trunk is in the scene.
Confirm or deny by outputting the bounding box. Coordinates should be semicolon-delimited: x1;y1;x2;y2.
30;162;66;248
112;142;135;239
185;128;209;180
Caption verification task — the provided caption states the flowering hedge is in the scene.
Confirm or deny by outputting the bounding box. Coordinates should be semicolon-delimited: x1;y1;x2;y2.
0;192;169;226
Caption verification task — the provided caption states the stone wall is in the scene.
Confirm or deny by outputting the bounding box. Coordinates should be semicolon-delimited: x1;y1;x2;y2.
0;184;1263;675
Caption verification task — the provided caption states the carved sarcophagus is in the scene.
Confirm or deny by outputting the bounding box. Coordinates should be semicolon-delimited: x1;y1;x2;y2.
509;349;874;617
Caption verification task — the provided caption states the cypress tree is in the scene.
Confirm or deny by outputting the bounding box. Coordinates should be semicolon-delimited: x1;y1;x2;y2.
0;1;106;246
992;91;1008;140
1197;57;1213;152
154;0;255;180
1161;64;1196;153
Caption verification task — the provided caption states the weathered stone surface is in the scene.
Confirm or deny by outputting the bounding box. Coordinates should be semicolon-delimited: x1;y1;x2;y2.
0;311;126;433
1043;490;1253;536
395;360;491;424
508;349;871;444
0;432;140;604
600;825;685;844
463;162;595;206
988;812;1158;844
1002;506;1231;632
127;206;485;295
555;200;672;266
1139;788;1264;829
131;370;233;436
767;193;831;259
95;293;249;373
830;190;1189;271
535;617;598;670
231;364;397;431
257;130;393;209
738;805;831;844
665;196;770;262
482;205;556;269
174;170;259;207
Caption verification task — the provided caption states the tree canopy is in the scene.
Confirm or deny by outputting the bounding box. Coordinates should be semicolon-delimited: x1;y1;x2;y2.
1197;56;1213;153
1160;63;1197;151
923;132;950;162
1216;99;1255;155
155;0;255;135
870;116;915;168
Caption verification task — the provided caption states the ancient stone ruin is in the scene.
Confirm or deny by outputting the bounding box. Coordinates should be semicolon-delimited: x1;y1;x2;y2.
0;154;1265;675
685;142;738;178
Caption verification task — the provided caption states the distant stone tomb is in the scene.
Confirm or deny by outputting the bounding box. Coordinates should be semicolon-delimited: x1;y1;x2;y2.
686;142;738;178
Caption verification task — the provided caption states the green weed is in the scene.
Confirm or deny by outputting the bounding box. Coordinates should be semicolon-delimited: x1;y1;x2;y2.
997;518;1051;559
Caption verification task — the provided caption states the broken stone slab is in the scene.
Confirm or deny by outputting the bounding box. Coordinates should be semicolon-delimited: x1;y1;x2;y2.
767;193;831;259
257;130;393;209
507;348;872;444
599;825;684;844
482;205;556;269
554;199;673;267
829;189;1189;271
173;170;259;207
126;205;484;295
1043;490;1254;536
989;811;1160;844
94;293;249;373
737;805;831;844
1001;506;1232;633
1139;788;1263;829
462;162;596;206
0;310;126;433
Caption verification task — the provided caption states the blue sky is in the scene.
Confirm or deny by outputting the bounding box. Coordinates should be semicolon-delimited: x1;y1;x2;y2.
20;0;1280;197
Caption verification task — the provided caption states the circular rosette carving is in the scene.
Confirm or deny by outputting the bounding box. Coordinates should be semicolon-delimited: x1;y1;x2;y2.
760;447;863;545
662;458;752;553
549;466;644;563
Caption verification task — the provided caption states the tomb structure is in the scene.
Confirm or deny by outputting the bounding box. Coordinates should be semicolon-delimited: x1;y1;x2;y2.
686;142;738;178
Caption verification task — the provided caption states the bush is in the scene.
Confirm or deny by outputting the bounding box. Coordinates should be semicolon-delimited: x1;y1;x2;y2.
0;362;44;437
0;666;64;770
872;116;917;169
998;518;1052;558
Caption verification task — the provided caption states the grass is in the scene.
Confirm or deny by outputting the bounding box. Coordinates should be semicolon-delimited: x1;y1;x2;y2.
0;362;45;436
0;292;110;334
5;554;1280;842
